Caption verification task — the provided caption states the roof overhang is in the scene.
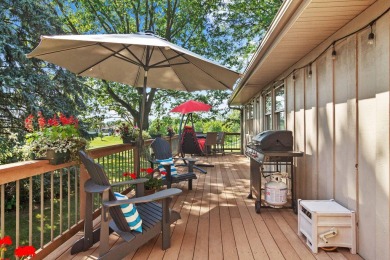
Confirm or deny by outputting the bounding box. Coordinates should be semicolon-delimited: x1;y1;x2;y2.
229;0;376;106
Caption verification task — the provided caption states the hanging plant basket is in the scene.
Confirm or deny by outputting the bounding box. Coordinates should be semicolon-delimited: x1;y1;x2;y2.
122;136;136;144
44;149;71;165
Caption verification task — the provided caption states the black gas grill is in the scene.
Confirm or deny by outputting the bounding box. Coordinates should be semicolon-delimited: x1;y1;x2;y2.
246;130;303;213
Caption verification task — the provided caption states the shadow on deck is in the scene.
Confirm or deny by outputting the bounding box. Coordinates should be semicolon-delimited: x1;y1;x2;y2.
47;154;361;260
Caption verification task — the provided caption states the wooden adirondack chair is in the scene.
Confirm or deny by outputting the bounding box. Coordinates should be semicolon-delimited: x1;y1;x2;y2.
71;151;182;259
150;137;197;190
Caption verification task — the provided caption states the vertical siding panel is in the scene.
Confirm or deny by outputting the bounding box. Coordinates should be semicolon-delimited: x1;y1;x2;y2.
357;28;377;260
374;15;390;260
305;65;318;199
286;76;295;133
317;56;334;199
294;71;306;199
334;37;358;211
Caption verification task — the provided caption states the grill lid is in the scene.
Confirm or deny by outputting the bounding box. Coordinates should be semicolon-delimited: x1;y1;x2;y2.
251;130;293;151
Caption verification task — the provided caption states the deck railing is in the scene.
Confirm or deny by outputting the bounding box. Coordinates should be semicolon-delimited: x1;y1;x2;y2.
0;133;238;259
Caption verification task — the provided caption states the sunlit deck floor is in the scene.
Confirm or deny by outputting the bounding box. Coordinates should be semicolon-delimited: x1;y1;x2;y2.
48;154;362;260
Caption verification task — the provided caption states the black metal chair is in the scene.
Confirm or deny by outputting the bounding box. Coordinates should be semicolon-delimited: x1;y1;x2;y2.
150;137;198;190
71;151;182;259
179;126;214;173
216;132;226;155
204;132;218;156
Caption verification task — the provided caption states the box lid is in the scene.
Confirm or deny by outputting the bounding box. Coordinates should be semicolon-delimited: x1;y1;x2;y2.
300;200;352;213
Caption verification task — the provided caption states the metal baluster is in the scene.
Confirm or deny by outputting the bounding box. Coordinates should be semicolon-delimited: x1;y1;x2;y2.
15;180;20;248
75;166;78;223
68;170;70;229
40;174;44;248
29;177;33;245
51;171;54;241
59;169;63;234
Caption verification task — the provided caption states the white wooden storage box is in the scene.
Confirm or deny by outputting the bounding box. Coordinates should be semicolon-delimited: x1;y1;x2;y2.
298;199;356;254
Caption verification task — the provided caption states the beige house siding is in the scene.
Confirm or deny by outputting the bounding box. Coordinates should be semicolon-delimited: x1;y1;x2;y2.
242;3;389;259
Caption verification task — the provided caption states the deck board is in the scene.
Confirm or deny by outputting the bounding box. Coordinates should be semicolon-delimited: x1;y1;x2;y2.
49;154;362;260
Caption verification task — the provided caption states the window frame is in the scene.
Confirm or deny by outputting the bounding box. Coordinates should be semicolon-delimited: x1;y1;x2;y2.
262;83;285;130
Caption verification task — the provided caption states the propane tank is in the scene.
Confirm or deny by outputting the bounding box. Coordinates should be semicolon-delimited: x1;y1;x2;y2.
265;173;288;207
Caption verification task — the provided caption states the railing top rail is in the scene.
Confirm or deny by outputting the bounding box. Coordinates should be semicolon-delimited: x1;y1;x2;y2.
0;160;77;185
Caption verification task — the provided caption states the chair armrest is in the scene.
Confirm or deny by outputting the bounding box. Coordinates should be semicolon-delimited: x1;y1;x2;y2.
182;157;198;163
103;188;182;207
111;178;148;187
84;179;110;194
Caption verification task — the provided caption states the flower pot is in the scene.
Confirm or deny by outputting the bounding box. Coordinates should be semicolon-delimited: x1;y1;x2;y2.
44;149;70;165
122;136;135;144
144;189;157;196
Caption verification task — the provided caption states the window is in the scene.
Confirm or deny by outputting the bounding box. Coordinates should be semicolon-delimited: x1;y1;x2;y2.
274;86;285;130
264;92;272;130
263;85;285;130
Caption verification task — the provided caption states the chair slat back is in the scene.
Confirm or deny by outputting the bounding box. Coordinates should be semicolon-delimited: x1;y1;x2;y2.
79;151;131;232
151;137;172;160
205;132;218;146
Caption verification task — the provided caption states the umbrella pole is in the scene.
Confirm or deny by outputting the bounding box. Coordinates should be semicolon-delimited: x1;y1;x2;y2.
178;114;185;137
136;75;147;179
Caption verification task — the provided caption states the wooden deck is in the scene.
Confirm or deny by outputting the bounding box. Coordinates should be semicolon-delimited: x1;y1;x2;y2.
48;154;362;260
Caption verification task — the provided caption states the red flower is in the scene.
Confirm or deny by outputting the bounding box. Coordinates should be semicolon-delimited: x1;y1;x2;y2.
141;168;154;174
24;115;34;132
123;172;137;179
37;112;46;130
47;114;59;126
0;236;12;246
14;245;36;258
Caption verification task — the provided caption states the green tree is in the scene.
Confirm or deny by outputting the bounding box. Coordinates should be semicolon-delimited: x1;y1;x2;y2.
0;0;90;137
53;0;281;130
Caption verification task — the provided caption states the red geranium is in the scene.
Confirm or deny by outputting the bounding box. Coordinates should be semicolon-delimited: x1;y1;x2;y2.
123;172;137;179
0;235;35;260
24;115;34;132
14;245;36;258
0;236;12;246
141;168;154;174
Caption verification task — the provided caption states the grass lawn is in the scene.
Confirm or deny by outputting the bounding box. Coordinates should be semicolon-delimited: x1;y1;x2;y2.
89;135;123;148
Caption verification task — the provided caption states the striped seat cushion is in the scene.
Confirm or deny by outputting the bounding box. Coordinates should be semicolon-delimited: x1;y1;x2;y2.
114;192;142;232
156;158;178;179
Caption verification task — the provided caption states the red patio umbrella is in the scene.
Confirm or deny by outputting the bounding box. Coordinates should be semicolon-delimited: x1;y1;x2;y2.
170;100;212;134
170;100;212;114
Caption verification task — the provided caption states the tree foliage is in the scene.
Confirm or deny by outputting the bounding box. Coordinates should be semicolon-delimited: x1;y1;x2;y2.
0;0;90;137
54;0;281;130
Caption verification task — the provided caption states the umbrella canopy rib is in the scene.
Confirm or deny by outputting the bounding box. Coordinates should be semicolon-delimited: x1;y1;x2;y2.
149;52;186;68
77;44;131;75
124;45;146;67
130;45;148;88
171;48;232;90
28;42;97;58
159;49;189;91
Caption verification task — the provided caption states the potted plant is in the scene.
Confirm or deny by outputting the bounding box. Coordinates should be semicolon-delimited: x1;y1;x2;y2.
117;123;138;144
22;112;88;165
123;167;163;194
117;123;151;143
167;126;175;138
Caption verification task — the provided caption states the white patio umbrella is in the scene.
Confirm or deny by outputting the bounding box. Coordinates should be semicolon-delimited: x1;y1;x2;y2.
27;32;239;176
